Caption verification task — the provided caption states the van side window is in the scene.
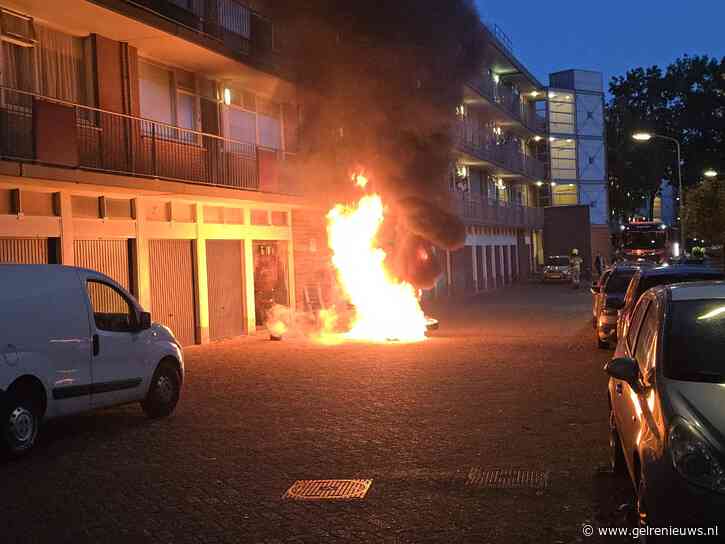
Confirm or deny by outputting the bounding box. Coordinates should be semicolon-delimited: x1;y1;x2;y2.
86;281;135;332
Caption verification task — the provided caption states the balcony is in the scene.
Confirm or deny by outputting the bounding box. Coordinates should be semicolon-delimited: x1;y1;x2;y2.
454;197;544;230
467;74;545;134
0;87;293;194
455;121;546;181
99;0;285;74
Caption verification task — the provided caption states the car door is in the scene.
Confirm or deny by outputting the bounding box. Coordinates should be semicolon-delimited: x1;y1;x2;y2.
594;270;611;319
618;273;641;339
82;276;148;408
611;296;651;456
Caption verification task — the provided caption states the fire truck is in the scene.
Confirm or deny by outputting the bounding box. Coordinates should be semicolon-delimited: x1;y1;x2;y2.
618;220;671;262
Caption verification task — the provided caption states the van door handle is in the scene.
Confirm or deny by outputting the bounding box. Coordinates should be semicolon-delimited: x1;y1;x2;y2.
92;334;99;357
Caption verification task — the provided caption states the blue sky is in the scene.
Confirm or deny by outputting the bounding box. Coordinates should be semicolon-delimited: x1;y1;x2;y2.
476;1;725;92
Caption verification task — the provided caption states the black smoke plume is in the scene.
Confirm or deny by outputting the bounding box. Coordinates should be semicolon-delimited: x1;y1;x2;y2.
269;1;488;285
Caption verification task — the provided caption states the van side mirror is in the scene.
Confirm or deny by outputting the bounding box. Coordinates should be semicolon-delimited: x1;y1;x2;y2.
138;311;152;331
604;357;641;392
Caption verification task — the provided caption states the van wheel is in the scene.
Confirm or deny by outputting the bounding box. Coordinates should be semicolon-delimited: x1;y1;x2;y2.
1;393;40;456
142;362;180;419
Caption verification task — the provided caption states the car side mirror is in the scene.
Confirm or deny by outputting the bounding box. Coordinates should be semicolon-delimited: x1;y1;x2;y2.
604;357;641;392
138;311;152;331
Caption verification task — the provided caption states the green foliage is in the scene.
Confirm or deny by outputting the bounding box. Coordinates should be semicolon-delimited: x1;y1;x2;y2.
683;178;725;245
606;55;725;221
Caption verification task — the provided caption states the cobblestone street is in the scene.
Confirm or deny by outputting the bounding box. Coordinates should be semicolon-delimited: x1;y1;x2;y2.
1;284;635;543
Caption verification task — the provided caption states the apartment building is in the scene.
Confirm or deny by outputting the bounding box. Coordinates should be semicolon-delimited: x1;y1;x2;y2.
441;25;609;296
0;0;329;345
443;23;548;296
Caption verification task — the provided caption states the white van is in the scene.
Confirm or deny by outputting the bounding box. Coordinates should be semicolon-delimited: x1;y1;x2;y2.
0;265;184;456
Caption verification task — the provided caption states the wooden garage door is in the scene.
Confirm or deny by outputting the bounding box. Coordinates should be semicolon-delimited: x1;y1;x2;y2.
0;238;49;263
206;240;245;340
74;239;132;291
149;240;196;346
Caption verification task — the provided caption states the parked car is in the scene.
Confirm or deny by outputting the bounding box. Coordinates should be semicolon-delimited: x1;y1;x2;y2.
591;262;650;349
605;281;725;529
0;265;184;456
618;264;725;341
542;255;571;282
591;268;613;325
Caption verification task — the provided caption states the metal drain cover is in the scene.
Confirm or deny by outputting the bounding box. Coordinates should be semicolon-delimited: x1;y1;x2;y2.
466;468;548;490
283;479;372;501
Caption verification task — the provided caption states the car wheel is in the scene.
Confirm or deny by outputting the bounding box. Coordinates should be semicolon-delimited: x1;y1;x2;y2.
142;362;180;419
1;393;40;457
608;409;627;476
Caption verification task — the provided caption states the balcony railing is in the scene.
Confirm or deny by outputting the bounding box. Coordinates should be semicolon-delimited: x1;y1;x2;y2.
123;0;281;69
455;122;546;181
0;87;292;193
454;196;544;230
467;74;545;134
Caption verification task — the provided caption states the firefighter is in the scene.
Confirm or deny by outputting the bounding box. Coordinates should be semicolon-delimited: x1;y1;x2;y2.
570;248;583;289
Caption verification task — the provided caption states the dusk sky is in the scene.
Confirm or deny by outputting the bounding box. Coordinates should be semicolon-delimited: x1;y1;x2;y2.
476;1;725;93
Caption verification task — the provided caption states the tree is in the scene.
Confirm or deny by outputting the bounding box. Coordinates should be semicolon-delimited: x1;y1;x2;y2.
606;55;725;223
683;177;725;265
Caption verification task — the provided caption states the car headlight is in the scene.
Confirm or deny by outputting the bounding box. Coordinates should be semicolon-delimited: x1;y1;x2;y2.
669;420;725;493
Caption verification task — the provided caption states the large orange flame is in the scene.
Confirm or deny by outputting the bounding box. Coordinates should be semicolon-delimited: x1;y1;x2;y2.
320;182;428;343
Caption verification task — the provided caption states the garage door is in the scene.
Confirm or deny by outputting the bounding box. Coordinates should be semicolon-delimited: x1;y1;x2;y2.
74;239;132;292
0;238;50;263
149;240;196;346
206;240;245;340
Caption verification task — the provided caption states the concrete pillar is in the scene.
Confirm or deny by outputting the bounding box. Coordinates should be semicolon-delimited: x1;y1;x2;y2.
490;245;497;289
58;191;74;266
194;205;210;344
471;245;478;292
133;197;151;310
481;245;488;289
243;209;257;333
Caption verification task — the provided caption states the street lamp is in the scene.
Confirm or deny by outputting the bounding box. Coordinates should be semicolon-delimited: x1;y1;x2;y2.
704;169;718;179
632;132;685;250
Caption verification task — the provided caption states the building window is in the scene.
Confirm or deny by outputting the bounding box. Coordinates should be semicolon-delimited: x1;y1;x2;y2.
139;61;174;125
1;24;94;106
552;183;578;206
223;91;283;150
550;139;577;180
139;60;202;142
549;91;575;134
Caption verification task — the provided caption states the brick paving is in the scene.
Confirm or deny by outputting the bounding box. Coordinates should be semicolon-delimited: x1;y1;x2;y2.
1;284;635;543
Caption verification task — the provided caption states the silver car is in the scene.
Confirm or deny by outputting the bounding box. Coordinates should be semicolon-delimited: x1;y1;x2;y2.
542;255;571;282
605;281;725;529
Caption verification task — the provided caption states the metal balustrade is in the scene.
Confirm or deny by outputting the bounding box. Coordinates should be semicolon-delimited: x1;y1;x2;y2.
453;196;544;229
0;86;278;191
455;121;546;181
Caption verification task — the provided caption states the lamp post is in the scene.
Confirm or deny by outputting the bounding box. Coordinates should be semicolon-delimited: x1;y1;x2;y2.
632;132;685;251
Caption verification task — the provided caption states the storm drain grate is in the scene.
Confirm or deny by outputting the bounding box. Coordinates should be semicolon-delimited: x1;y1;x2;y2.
283;479;373;501
466;468;549;490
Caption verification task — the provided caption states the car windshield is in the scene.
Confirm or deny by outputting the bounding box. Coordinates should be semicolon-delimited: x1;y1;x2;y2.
665;299;725;382
623;230;666;250
546;257;569;266
605;270;635;293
